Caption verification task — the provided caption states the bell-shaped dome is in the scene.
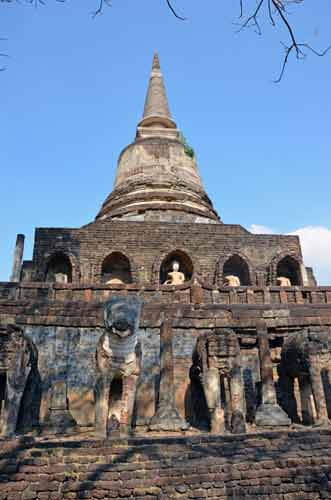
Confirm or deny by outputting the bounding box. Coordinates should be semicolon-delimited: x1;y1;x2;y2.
96;54;220;224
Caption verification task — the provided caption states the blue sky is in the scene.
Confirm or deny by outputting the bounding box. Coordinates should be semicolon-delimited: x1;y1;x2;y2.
1;0;330;283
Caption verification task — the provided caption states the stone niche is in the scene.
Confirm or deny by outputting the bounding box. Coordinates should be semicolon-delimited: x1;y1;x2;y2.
222;254;251;286
101;252;132;285
276;255;302;286
160;250;193;285
45;252;72;283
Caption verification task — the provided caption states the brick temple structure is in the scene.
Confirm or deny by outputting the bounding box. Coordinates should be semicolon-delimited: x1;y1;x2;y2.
1;54;331;499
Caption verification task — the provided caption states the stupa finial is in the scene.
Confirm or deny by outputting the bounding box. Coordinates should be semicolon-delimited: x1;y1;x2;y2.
138;52;177;130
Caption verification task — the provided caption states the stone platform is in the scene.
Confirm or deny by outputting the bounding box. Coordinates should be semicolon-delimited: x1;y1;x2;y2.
0;428;331;499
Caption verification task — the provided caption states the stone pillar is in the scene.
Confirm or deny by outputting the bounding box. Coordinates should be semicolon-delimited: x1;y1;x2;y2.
300;264;309;286
10;234;25;282
299;376;314;425
149;314;189;431
255;271;265;287
191;280;204;304
279;372;299;422
121;373;138;434
255;320;291;426
203;367;222;433
229;361;246;434
309;355;329;424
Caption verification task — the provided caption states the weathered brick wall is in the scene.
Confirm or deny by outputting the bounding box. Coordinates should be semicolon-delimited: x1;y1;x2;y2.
1;282;331;307
1;298;331;434
0;430;331;499
30;221;302;285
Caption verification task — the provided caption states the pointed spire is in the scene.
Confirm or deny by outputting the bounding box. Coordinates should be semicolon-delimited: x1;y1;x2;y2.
138;52;177;130
152;52;161;70
95;54;221;223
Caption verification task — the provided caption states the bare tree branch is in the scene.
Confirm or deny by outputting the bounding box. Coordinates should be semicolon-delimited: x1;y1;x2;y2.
92;0;111;18
236;0;330;81
165;0;186;21
1;0;329;81
0;51;9;71
275;42;331;83
236;0;265;35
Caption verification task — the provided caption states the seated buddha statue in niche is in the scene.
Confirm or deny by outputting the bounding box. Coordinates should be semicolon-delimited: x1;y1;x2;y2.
163;260;186;286
224;275;241;287
106;278;124;285
54;272;68;284
276;276;292;287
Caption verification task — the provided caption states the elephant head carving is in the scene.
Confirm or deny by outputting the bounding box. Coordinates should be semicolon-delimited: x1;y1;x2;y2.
192;328;246;434
95;295;142;437
280;329;331;425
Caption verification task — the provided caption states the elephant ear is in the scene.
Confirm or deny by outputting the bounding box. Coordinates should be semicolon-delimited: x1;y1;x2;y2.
104;302;113;330
127;296;143;331
103;296;122;330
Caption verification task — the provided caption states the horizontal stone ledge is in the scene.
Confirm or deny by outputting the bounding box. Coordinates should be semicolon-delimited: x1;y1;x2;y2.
1;428;331;451
2;282;331;292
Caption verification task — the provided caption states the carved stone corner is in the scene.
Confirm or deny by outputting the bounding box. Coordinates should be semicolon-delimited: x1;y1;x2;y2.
149;404;189;432
231;409;247;434
41;409;78;436
255;403;291;427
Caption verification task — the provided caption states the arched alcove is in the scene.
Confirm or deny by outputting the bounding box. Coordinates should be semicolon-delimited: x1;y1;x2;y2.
108;378;123;425
223;255;251;286
101;252;132;284
276;255;301;286
16;365;42;434
160;250;193;285
45;253;72;283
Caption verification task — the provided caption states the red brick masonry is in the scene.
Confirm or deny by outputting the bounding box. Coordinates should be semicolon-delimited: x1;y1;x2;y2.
0;429;330;499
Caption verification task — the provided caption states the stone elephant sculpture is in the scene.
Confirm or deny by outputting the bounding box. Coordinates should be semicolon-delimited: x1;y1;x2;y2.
95;295;142;437
191;328;246;434
1;326;37;438
280;329;331;425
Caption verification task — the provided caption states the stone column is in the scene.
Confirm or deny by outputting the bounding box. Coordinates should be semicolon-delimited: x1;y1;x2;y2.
309;355;329;424
10;234;25;282
300;264;309;286
149;314;189;431
191;280;204;304
279;372;299;422
299;376;314;425
229;359;246;434
121;373;138;434
255;320;291;426
203;367;222;433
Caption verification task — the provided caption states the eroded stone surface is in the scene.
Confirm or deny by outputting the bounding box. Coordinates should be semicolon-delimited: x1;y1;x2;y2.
1;53;330;500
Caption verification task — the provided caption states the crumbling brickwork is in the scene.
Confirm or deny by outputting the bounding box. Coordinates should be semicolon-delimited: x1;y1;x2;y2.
1;430;331;499
26;221;305;286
